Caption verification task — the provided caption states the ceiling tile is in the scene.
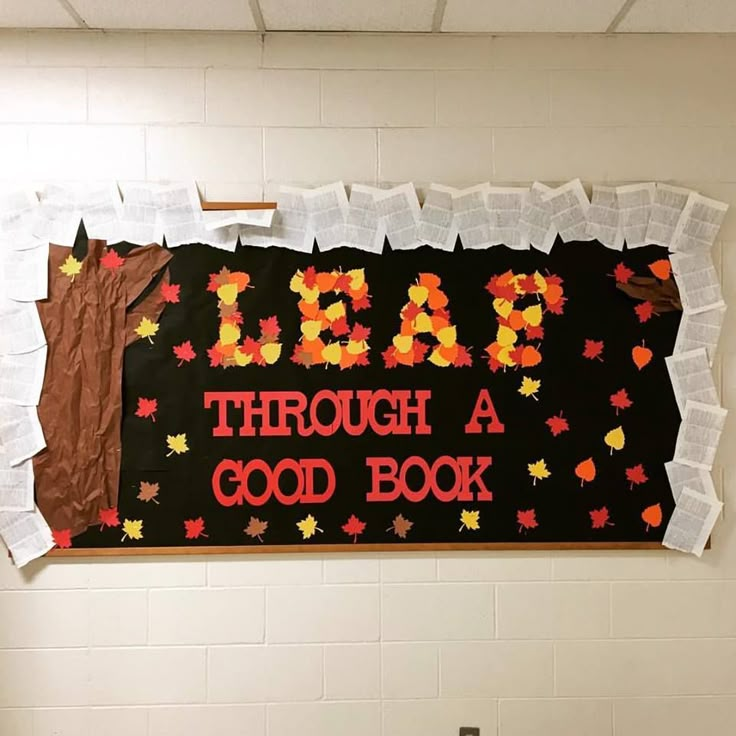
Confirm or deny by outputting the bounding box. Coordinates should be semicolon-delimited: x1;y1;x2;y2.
70;0;257;31
618;0;736;32
0;0;77;28
260;0;434;31
442;0;623;32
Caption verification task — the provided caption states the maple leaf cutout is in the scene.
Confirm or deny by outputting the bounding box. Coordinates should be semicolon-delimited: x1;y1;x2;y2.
52;529;72;549
244;516;268;543
518;376;541;400
459;509;480;532
135;316;159;344
590;507;614;529
184;517;208;539
121;519;143;542
59;254;83;282
135;397;157;422
546;411;569;437
100;248;125;271
166;433;189;456
634;301;654;323
517;509;539;533
98;507;120;529
626;464;649;490
387;514;413;539
528;459;551;485
173;340;197;366
612;262;634;284
583;339;604;361
342;514;366;543
161;282;181;303
604;426;625;454
610;388;633;415
297;514;323;540
137;481;160;504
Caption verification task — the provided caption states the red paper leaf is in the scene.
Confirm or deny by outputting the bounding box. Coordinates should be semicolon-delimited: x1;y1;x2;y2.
634;301;654;323
610;388;633;415
334;273;351;293
613;262;634;284
135;397;157;422
342;514;366;543
98;507;120;529
546;411;570;437
517;508;539;532
351;323;371;342
583;339;604;361
545;297;566;315
413;341;429;364
517;275;538;293
259;315;281;339
303;266;317;289
382;346;398;369
207;346;223;368
173;340;197;366
354;352;370;367
161;282;180;303
402;302;423;321
526;325;544;340
352;295;371;312
454;345;473;367
241;335;261;356
590;507;614;529
52;529;72;548
330;316;350;336
485;275;517;302
626;464;649;490
100;248;124;271
184;517;208;540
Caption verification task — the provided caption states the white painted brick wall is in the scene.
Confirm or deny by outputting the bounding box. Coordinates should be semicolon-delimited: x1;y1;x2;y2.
0;28;735;736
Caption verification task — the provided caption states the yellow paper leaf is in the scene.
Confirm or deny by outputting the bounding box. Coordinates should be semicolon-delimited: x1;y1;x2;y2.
496;324;517;348
459;509;480;532
604;426;625;454
528;459;551;485
135;316;159;343
121;518;143;542
522;304;543;327
166;433;189;456
324;301;346;322
297;514;323;540
518;376;541;400
219;322;241;346
59;254;83;282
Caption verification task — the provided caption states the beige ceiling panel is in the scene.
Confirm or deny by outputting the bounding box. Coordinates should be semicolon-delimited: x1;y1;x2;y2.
0;0;77;28
618;0;736;32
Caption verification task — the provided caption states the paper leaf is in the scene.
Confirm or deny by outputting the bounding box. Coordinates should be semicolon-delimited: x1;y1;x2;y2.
100;248;125;271
642;503;663;531
135;397;157;422
634;301;654;323
166;433;189;456
341;514;366;543
612;262;634;284
98;507;120;529
546;411;569;437
517;509;538;533
575;457;596;486
387;514;413;539
582;339;604;361
137;481;160;504
59;254;83;282
632;341;653;370
648;259;671;280
161;282;181;303
459;508;480;532
604;426;625;454
590;507;614;529
52;528;72;549
296;514;322;540
184;517;208;539
518;376;541;400
244;516;268;542
135;316;159;344
626;464;649;490
528;459;551;485
121;518;143;542
173;340;197;366
610;388;632;415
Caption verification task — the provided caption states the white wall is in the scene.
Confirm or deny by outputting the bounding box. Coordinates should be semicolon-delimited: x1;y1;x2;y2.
1;29;736;736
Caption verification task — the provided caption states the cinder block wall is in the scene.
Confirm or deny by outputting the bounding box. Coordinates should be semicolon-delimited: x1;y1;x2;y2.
1;30;735;736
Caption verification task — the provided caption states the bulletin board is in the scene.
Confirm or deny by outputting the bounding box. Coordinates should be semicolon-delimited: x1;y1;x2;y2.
50;237;684;554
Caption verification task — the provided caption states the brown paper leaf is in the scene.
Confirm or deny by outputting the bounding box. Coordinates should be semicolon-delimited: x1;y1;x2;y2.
616;276;682;312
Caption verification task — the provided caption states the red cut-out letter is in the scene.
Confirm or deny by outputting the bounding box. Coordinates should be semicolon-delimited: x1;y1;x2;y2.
464;389;505;434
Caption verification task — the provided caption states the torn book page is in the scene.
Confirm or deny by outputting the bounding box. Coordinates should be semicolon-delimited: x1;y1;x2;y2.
487;187;529;249
119;185;164;246
344;184;384;253
585;185;623;250
34;185;81;247
374;183;421;250
203;208;275;230
452;184;491;249
0;506;54;567
0;404;45;466
662;486;722;557
0;189;44;251
671;192;729;253
416;184;457;251
265;186;314;252
303;182;349;252
0;346;47;406
646;183;691;248
616;182;654;248
3;242;49;302
80;183;124;244
155;182;210;249
673;306;726;366
0;453;33;512
0;299;46;356
518;182;557;253
664;461;717;503
665;348;719;415
670;251;725;315
542;178;592;243
673;400;727;471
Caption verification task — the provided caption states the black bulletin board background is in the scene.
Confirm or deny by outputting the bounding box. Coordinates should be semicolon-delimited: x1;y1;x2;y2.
60;238;681;554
